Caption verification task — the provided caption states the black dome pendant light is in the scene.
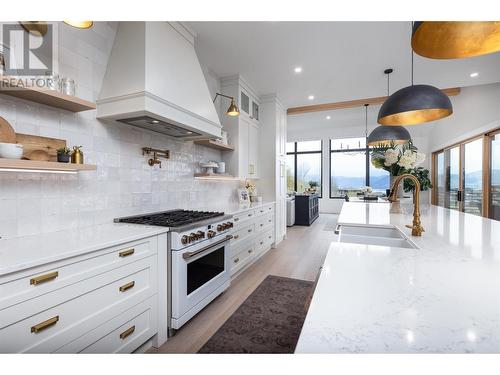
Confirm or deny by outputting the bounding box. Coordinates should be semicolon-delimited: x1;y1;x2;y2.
377;22;453;126
368;69;411;147
412;21;500;59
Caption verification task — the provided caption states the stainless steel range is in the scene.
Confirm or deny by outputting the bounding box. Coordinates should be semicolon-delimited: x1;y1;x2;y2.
115;209;233;332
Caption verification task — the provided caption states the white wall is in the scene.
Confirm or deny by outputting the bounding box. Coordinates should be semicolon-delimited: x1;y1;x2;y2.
287;104;432;213
0;22;239;240
427;82;500;152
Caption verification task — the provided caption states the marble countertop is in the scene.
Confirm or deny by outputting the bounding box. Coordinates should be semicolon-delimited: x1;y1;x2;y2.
296;202;500;353
0;224;169;276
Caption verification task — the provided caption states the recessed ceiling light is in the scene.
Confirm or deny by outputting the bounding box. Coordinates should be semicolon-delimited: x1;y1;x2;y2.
151;120;160;124
294;67;302;73
470;72;479;78
308;95;314;100
326;115;331;120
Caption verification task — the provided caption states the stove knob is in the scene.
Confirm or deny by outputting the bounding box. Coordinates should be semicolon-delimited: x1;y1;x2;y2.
228;222;234;228
189;233;197;242
207;230;216;238
222;223;229;230
181;235;189;245
217;224;223;232
196;231;205;239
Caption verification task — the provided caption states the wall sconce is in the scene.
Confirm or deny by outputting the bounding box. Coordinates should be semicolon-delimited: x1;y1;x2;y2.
213;93;240;117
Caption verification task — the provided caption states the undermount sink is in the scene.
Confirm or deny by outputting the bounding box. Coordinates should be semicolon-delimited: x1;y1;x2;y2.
338;224;418;249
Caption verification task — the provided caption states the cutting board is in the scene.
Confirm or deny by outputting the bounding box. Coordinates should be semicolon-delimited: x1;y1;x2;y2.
0;116;16;143
15;133;66;162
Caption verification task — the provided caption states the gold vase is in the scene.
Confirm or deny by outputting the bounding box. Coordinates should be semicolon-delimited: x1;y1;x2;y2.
71;146;84;164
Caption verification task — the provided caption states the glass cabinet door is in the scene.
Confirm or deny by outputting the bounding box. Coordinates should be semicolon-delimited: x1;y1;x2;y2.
240;91;250;115
251;100;259;121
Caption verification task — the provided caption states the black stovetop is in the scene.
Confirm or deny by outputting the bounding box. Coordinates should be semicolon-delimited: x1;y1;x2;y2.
115;209;225;228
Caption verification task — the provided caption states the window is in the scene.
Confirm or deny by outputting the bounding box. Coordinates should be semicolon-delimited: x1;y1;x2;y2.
286;141;322;197
432;127;500;220
330;137;390;198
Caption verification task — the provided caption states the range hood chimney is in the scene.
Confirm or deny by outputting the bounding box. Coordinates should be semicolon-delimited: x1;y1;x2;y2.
97;22;222;140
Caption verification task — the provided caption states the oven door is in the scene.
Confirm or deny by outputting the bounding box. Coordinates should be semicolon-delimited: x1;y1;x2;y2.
171;235;232;320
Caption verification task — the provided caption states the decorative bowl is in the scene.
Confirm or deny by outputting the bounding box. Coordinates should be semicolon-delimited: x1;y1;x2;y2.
0;143;23;159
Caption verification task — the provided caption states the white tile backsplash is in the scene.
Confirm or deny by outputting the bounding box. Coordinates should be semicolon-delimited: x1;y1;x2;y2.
0;22;239;239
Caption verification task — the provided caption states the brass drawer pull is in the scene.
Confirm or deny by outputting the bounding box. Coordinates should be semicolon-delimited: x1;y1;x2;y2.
268;236;272;239
268;220;272;223
234;218;240;222
234;235;240;240
31;316;59;333
248;213;252;217
30;271;58;285
120;325;135;340
119;281;135;292
119;248;135;258
260;224;264;227
234;258;240;263
260;241;264;245
248;229;252;233
248;249;253;254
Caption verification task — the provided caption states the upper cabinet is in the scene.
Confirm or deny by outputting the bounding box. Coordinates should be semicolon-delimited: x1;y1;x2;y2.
220;75;261;179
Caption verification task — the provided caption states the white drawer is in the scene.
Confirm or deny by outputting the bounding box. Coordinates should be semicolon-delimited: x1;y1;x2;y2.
57;297;157;353
255;213;273;233
233;209;256;226
255;229;274;254
0;236;157;311
0;256;157;353
231;222;255;248
231;240;256;259
231;246;253;273
255;204;275;217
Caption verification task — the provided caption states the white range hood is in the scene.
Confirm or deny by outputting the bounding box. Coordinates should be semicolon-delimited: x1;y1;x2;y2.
97;22;222;140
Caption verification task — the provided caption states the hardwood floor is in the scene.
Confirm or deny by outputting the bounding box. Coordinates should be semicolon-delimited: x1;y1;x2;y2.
150;213;339;354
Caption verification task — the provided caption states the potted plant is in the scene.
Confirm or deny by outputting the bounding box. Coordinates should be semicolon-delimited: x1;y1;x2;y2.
371;140;430;196
308;180;319;193
57;147;71;163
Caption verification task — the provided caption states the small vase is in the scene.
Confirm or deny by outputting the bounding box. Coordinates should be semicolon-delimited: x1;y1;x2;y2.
57;154;70;163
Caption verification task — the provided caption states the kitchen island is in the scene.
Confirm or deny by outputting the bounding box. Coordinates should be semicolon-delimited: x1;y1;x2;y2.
295;202;500;353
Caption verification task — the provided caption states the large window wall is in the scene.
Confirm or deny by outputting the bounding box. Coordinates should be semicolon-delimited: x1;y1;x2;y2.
432;127;500;220
286;140;323;197
330;137;390;198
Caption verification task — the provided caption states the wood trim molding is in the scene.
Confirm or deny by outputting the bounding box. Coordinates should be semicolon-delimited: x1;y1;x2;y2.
287;87;461;115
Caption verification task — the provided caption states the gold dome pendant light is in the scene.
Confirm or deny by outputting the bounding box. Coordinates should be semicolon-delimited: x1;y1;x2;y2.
213;93;240;117
412;21;500;59
377;22;453;126
368;69;411;146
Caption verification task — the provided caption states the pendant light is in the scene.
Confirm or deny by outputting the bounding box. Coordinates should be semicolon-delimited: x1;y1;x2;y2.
412;21;500;59
377;23;453;126
63;21;94;29
367;69;411;147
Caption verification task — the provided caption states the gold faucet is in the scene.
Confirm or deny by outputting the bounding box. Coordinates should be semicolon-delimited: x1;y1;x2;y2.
387;173;424;236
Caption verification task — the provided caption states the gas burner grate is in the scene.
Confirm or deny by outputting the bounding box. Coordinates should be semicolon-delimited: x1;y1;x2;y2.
116;210;225;227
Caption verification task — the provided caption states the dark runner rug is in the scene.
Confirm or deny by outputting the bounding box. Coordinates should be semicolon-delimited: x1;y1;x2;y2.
198;275;314;354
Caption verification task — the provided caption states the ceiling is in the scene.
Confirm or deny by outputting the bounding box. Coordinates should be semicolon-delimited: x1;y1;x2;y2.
187;22;500;108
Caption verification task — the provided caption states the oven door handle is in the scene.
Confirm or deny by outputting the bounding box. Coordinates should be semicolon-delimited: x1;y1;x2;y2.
182;235;233;260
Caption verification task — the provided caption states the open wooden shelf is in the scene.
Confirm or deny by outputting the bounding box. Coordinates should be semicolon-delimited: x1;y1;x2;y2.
194;173;240;181
0;158;97;173
0;76;96;112
194;139;235;151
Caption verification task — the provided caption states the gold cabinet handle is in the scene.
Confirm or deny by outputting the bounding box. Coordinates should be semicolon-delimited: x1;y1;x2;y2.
31;316;59;333
248;229;252;233
120;325;135;340
260;224;264;227
119;248;135;258
268;236;272;239
260;241;264;245
30;271;58;285
248;213;253;217
119;281;135;292
234;235;240;240
234;258;239;263
234;218;240;222
248;249;253;254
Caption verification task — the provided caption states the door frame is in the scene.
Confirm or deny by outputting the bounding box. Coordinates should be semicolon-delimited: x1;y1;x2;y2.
431;127;500;218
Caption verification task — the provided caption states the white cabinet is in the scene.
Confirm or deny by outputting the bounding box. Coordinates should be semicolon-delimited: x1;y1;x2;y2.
230;203;275;277
0;233;167;353
220;75;261;179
